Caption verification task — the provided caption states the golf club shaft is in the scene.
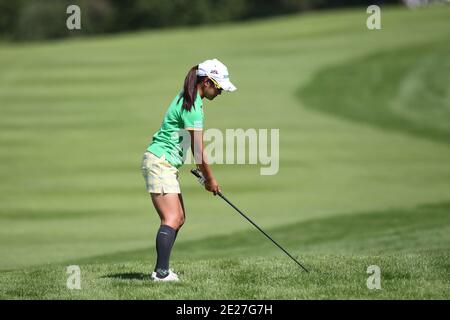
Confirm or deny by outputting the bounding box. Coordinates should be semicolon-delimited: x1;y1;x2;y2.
217;191;309;273
191;168;309;272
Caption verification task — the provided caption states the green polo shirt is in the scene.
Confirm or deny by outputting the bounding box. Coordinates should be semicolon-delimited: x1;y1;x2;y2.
147;92;204;168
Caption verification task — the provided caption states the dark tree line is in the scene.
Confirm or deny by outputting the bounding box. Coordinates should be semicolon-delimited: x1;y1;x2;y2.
0;0;399;41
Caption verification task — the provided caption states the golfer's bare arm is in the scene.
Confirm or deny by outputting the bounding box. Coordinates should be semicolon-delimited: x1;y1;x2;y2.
189;129;220;193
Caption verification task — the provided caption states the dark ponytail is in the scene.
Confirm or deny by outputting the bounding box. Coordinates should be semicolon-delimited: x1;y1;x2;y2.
179;65;205;112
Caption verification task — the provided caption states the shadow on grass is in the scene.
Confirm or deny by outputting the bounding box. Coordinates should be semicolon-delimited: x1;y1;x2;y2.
102;272;150;280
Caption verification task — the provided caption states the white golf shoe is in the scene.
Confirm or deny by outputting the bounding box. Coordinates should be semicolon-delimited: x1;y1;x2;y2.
151;269;179;282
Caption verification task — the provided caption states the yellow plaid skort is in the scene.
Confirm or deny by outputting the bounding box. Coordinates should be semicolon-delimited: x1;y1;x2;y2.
141;151;181;194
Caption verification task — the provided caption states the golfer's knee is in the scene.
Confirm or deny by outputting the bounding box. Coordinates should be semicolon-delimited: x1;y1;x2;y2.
164;215;184;229
177;215;185;229
178;215;185;228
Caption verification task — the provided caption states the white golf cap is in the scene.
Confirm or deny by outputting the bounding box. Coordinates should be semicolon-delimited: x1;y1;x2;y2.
197;58;237;92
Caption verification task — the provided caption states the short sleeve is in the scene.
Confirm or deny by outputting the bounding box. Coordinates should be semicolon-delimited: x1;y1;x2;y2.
182;105;204;130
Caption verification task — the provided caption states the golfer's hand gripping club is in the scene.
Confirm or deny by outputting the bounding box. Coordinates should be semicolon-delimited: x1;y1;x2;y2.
191;168;206;186
191;168;221;196
190;168;309;272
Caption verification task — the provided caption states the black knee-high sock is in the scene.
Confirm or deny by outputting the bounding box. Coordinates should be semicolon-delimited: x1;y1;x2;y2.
155;225;176;277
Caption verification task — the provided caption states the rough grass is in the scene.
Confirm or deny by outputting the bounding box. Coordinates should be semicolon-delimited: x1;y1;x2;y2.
1;254;448;300
1;202;448;299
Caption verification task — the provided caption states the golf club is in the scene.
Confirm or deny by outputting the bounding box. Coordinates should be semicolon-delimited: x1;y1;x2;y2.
191;168;309;273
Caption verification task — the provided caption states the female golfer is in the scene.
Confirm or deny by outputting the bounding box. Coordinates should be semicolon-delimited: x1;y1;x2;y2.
141;59;237;281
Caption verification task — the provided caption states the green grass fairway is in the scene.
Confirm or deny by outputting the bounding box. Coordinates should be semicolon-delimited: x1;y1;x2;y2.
1;202;448;299
1;6;450;299
300;40;450;144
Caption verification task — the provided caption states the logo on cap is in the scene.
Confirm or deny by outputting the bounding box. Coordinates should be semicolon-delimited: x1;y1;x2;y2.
210;69;218;74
